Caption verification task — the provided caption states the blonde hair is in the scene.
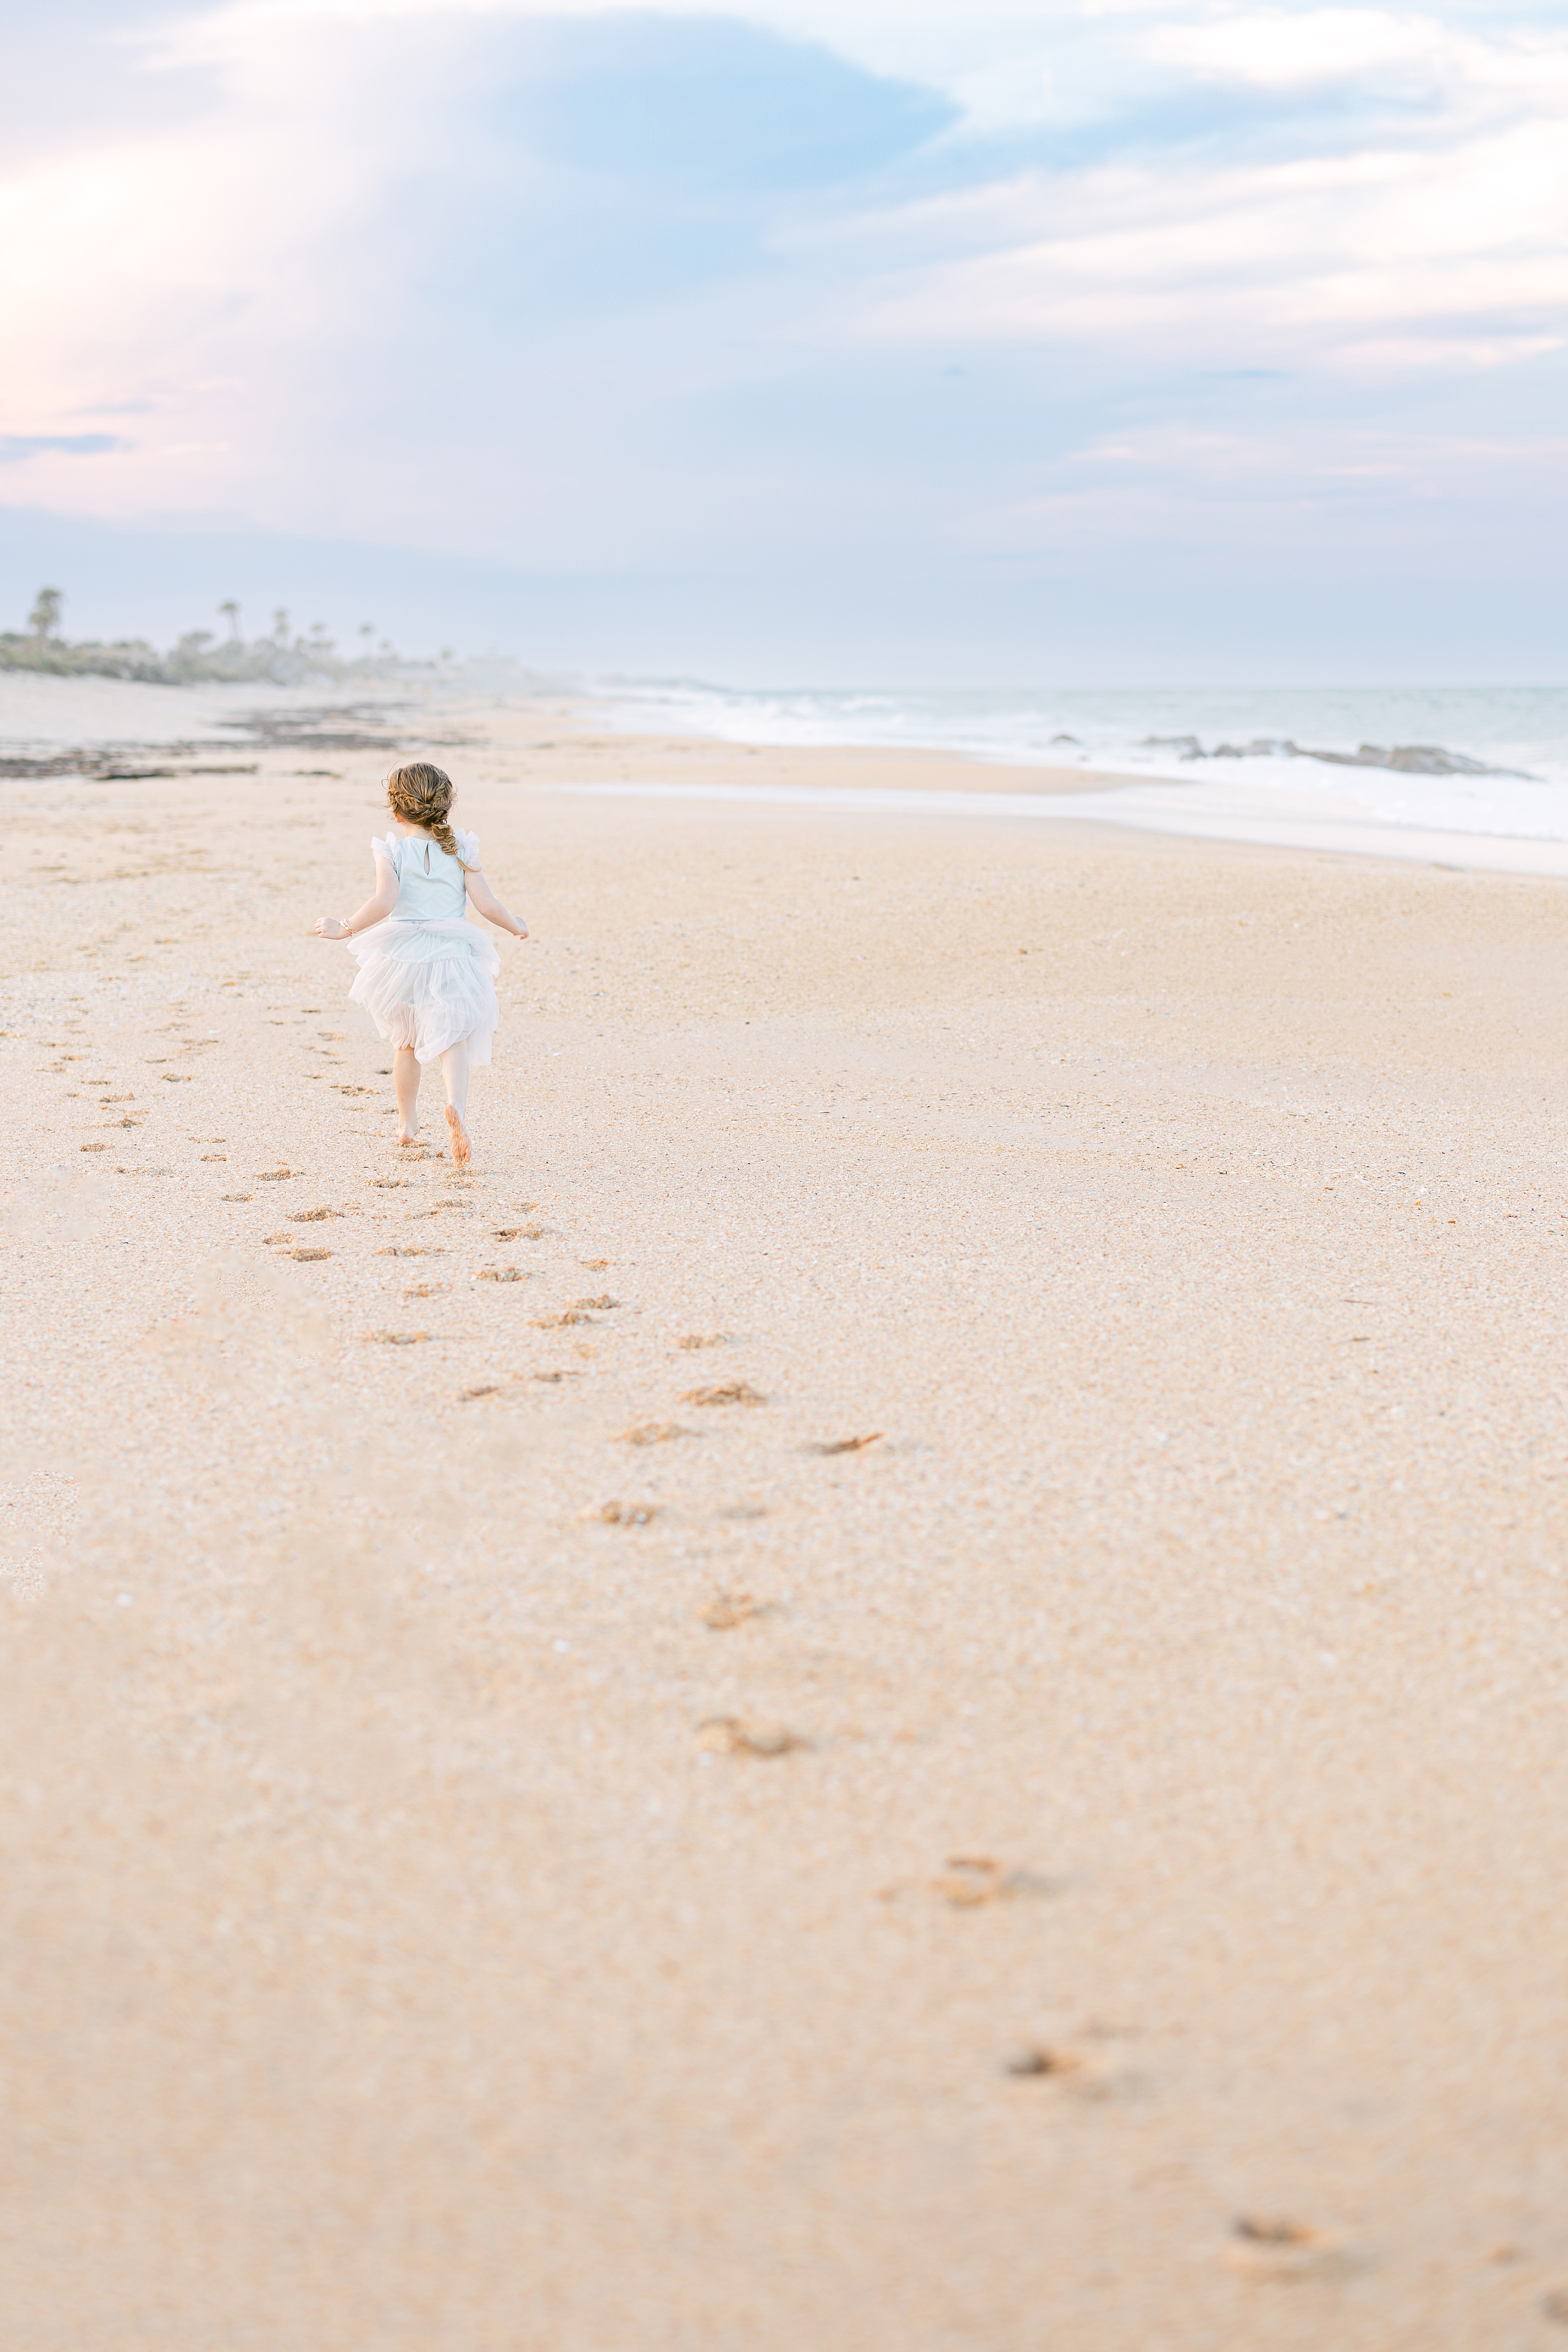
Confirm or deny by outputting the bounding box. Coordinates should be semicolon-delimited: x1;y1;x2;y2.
385;761;469;863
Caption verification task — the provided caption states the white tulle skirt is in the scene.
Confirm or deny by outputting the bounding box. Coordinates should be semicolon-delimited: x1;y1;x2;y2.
345;917;500;1065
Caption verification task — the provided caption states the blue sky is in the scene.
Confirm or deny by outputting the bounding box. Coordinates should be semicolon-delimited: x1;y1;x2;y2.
1;0;1566;681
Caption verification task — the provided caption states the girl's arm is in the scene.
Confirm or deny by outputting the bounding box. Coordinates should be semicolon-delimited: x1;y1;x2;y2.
313;858;398;941
463;867;529;939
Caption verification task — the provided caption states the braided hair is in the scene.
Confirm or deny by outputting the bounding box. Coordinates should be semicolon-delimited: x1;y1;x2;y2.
385;761;471;863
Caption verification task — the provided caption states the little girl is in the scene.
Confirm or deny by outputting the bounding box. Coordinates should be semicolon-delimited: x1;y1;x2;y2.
314;761;527;1167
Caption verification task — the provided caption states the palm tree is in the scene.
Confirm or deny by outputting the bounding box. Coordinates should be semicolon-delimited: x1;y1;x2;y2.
27;587;62;641
219;600;241;642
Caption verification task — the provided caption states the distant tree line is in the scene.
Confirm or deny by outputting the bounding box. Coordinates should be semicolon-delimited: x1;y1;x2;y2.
0;589;454;685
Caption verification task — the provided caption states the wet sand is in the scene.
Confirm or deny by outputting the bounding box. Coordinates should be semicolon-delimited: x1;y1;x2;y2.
6;703;1568;2348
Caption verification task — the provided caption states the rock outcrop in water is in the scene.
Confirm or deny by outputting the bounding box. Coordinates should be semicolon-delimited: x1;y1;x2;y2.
1312;742;1501;776
1141;734;1526;779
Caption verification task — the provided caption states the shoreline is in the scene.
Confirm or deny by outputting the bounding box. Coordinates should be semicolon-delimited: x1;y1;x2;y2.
486;711;1568;878
6;671;1568;876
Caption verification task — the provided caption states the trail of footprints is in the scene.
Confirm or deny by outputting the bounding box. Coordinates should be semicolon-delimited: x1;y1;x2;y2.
31;998;1510;2307
41;1009;236;1181
325;1153;1172;2219
267;1130;1132;2163
510;1222;1391;2292
327;1158;1463;2307
42;991;395;1187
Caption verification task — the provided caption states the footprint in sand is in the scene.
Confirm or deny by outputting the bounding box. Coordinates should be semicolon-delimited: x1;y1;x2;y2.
807;1432;883;1456
477;1267;528;1284
580;1257;612;1271
676;1333;729;1351
532;1369;582;1384
581;1499;659;1525
697;1715;806;1758
532;1310;595;1329
495;1223;544;1241
289;1207;342;1223
881;1857;1059;1908
291;1247;330;1262
932;1857;1059;1906
681;1381;766;1407
619;1422;693;1446
1002;2041;1145;2102
1223;2218;1357;2283
1003;2045;1084;2079
363;1331;430;1346
698;1590;769;1629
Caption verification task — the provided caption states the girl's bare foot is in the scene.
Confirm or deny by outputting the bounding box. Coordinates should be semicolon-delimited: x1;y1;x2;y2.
445;1103;472;1167
397;1128;419;1146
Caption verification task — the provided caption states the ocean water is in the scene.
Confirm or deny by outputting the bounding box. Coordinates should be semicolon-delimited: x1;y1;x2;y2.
590;680;1568;868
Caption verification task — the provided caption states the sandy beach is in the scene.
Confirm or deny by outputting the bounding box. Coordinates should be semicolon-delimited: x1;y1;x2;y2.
7;694;1568;2349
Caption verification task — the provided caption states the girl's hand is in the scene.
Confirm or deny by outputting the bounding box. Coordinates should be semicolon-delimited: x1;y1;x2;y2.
313;917;348;939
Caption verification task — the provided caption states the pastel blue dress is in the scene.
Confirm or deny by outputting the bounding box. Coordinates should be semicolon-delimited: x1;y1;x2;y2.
344;828;500;1064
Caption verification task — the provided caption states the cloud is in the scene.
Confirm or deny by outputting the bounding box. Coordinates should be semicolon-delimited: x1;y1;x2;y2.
0;434;128;463
1155;7;1453;87
0;0;1564;674
846;127;1568;374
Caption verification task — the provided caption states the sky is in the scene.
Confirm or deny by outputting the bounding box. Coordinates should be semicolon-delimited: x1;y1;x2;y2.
1;0;1566;682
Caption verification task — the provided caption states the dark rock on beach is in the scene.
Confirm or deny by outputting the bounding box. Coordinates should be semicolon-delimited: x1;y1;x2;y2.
1141;732;1529;780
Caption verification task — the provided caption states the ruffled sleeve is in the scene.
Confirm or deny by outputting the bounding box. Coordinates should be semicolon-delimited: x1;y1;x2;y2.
371;832;401;871
454;827;481;869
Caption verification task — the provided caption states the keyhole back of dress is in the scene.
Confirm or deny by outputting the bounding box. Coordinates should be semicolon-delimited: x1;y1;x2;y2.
424;841;431;874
